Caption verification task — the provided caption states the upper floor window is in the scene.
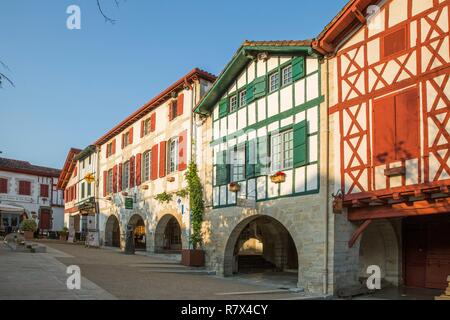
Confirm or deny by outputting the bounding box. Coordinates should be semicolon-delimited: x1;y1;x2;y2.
122;131;131;148
88;155;92;165
143;118;151;136
18;181;31;196
269;72;279;92
107;169;113;194
87;182;92;197
282;65;293;86
229;95;238;112
40;184;49;198
122;161;130;190
0;178;7;194
382;26;408;59
168;138;179;174
239;90;247;107
373;88;419;165
82;159;85;169
81;182;86;199
230;144;246;182
271;129;294;172
142;150;151;182
106;140;116;158
170;100;178;120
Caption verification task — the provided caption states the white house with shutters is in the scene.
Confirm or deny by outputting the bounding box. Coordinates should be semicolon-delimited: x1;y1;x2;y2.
194;41;330;293
95;69;215;252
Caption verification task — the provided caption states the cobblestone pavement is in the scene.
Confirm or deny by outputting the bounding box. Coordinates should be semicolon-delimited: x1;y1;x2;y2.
2;240;320;300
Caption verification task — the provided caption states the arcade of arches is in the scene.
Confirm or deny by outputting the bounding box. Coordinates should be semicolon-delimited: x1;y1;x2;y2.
129;214;146;250
105;215;120;248
154;214;182;252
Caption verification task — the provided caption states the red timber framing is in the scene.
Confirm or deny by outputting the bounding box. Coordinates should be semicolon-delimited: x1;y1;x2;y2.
315;0;450;220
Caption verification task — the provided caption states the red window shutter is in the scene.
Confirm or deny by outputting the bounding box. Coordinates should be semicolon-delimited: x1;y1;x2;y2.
0;178;7;193
151;145;159;180
103;171;107;197
112;139;116;155
118;163;123;192
151;113;156;132
74;184;77;199
178;130;188;171
159;141;167;178
73;166;77;177
130;156;135;188
121;134;125;149
129;128;134;145
382;26;407;58
40;184;49;198
177;93;184;117
141;121;145;138
113;165;118;193
136;153;142;186
395;88;420;161
373;96;396;166
19;181;31;196
168;101;173;121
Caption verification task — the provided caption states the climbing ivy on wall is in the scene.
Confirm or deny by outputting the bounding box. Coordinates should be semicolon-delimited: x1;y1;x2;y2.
185;161;204;249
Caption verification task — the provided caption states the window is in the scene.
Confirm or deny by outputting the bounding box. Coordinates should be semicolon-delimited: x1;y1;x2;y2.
0;178;7;194
107;142;114;157
40;184;49;198
81;182;86;199
229;95;238;112
19;181;31;196
122;162;130;190
144;118;151;136
271;130;294;172
168;138;179;174
142;150;151;182
87;183;92;197
106;169;113;195
373;88;420;165
382;26;408;59
230;145;246;182
170;100;178;120
269;72;279;92
88;155;92;165
282;65;293;86
239;90;247;107
123;131;130;148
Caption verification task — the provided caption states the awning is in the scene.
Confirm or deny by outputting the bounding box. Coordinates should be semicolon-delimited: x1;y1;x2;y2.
0;203;25;213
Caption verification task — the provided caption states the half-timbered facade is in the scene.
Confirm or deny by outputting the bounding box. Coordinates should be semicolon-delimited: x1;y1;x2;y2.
95;69;215;252
314;0;450;290
195;41;330;293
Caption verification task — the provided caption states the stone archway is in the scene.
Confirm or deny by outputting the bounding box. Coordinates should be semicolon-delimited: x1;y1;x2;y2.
154;214;182;253
105;215;121;248
128;214;146;250
223;215;299;276
358;219;401;286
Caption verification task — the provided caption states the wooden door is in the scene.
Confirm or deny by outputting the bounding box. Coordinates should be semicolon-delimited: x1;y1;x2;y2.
404;219;427;288
426;217;450;289
39;209;52;230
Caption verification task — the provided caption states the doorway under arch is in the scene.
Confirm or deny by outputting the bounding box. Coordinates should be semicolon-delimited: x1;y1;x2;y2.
155;214;182;252
105;215;121;248
129;214;146;250
224;215;299;276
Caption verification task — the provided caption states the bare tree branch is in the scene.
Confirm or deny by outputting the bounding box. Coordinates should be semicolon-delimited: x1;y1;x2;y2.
0;60;14;88
96;0;119;24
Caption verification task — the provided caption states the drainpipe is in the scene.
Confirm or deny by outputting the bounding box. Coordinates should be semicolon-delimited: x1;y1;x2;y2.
323;57;331;296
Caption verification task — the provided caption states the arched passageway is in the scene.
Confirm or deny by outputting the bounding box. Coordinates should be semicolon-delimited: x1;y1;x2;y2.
224;215;299;276
129;214;146;250
105;215;121;248
155;214;182;252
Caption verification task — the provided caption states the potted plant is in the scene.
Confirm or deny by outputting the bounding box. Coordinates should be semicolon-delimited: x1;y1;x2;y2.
20;219;37;240
270;171;286;184
229;182;240;192
59;227;69;241
181;162;205;267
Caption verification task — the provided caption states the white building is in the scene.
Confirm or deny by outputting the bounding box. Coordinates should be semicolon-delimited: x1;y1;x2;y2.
0;157;64;234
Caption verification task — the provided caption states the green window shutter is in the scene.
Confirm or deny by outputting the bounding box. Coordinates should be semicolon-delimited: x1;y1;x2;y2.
253;76;267;99
216;150;229;185
246;81;255;104
246;140;256;178
293;120;308;167
219;98;228;118
255;136;269;176
292;56;305;81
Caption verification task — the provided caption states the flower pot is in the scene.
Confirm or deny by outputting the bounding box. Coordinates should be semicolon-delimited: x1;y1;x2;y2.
229;183;240;192
23;231;34;240
142;185;149;190
270;173;286;184
181;249;205;267
60;234;68;241
167;176;175;182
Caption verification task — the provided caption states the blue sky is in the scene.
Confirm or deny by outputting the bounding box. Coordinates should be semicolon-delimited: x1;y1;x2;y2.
0;0;347;169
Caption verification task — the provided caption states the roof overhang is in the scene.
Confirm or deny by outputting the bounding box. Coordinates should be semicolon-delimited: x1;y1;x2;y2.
313;0;378;55
73;145;96;162
94;68;216;146
194;41;317;115
57;148;81;190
